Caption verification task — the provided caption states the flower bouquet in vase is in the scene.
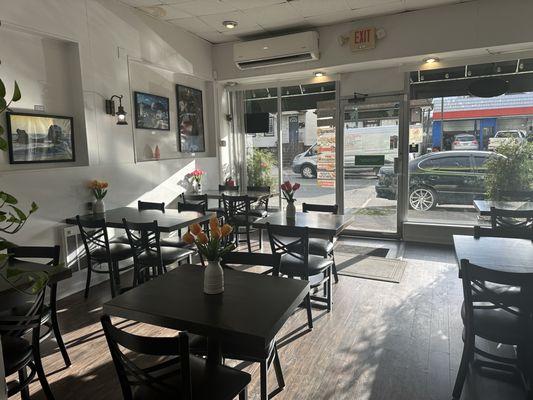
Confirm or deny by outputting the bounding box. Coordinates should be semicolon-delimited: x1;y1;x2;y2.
183;216;235;294
88;180;109;214
280;180;300;220
189;169;205;194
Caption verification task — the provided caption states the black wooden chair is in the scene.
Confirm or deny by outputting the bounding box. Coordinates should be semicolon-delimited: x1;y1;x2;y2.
475;207;533;240
181;193;208;207
122;219;194;286
137;200;165;212
7;246;71;368
76;216;134;298
266;223;332;329
302;202;340;283
101;315;251;400
222;194;261;252
1;289;55;399
207;185;240;218
452;259;533;400
246;186;270;218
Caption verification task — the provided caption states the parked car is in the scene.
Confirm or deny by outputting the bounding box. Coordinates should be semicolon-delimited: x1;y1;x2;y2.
488;129;526;151
292;125;398;178
451;133;478;150
375;150;504;211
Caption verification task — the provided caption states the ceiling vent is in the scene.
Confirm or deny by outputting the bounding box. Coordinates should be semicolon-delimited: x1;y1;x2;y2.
233;31;319;70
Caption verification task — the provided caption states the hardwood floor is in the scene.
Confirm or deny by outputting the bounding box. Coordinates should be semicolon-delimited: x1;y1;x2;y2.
12;239;526;400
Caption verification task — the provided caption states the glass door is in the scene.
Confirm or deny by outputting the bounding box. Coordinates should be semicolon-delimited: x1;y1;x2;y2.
339;96;404;236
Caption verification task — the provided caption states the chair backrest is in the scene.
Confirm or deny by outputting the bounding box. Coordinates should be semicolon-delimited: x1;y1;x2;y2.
138;200;165;212
182;194;208;206
460;259;531;332
101;314;192;400
0;289;45;338
178;201;206;214
302;202;339;215
221;251;280;275
221;194;252;223
219;184;239;192
122;219;163;283
76;216;112;262
247;186;271;211
266;223;310;278
474;207;533;239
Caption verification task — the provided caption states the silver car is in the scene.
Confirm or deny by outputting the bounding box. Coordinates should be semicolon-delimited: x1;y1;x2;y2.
451;134;478;150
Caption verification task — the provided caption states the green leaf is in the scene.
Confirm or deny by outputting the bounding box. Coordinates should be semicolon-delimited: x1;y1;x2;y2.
0;78;5;98
8;205;28;221
0;239;16;251
12;81;21;102
30;202;38;213
0;97;6;111
0;192;18;204
0;137;6;152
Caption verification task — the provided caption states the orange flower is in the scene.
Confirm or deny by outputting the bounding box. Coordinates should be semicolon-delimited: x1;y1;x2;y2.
182;231;195;245
197;231;208;244
190;223;202;235
101;182;109;189
220;224;233;237
209;216;219;230
211;226;221;239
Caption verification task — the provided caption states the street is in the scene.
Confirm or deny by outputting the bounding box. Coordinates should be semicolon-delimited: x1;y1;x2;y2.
283;168;479;232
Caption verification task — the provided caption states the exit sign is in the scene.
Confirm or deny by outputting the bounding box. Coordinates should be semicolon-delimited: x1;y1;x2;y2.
350;27;376;51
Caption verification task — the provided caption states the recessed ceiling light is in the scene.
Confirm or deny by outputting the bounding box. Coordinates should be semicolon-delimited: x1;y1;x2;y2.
314;71;325;77
223;20;238;29
423;57;440;64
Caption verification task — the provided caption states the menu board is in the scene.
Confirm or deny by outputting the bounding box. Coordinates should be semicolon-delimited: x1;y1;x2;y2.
316;126;336;188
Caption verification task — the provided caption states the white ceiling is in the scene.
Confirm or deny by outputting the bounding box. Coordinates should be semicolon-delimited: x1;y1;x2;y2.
120;0;469;44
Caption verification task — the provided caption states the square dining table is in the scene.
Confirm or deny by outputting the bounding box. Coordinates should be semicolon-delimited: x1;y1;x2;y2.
65;207;212;232
103;264;309;366
252;211;355;236
473;199;533;216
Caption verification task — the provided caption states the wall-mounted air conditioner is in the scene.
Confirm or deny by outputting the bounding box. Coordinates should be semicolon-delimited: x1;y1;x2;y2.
233;31;319;70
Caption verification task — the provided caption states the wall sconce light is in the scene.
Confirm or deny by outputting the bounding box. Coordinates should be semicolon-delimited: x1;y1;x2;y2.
105;95;128;125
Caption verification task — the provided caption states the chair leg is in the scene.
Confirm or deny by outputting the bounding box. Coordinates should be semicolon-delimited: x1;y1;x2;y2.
273;344;285;390
246;227;252;253
239;387;248;400
18;367;30;400
452;332;474;399
49;284;71;367
305;294;313;330
33;345;56;400
260;360;268;400
84;261;92;299
331;251;339;283
259;228;263;250
108;263;117;298
326;267;332;312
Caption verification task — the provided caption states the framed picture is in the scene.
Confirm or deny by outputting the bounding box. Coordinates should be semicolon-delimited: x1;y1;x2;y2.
6;112;75;164
176;84;205;153
133;91;170;130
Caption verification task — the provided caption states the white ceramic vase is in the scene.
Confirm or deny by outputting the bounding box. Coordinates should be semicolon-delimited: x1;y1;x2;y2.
204;260;224;295
193;180;202;194
93;199;105;214
285;201;296;220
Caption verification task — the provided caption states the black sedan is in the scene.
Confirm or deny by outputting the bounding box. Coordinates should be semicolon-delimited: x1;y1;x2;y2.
375;150;502;211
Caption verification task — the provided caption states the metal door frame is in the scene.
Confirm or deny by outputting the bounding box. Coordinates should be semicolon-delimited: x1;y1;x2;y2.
335;89;409;239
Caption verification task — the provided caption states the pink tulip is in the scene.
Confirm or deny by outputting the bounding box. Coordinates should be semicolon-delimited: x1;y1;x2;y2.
280;183;287;191
284;181;292;191
293;183;301;191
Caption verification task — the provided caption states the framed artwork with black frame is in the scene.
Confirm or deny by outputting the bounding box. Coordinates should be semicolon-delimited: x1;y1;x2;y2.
133;91;170;130
5;112;75;164
176;84;205;153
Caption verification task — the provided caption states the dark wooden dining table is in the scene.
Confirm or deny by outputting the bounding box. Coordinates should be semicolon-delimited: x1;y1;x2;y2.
473;199;533;216
65;206;212;232
103;264;309;366
252;211;354;236
0;258;71;303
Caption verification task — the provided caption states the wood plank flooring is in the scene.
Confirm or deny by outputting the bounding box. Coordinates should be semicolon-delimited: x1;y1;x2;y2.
11;239;526;400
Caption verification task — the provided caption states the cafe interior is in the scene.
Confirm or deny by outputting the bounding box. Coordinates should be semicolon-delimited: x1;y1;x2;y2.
0;0;532;399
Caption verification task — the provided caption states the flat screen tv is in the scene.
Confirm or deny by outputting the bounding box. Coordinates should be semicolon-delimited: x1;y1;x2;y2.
245;112;269;134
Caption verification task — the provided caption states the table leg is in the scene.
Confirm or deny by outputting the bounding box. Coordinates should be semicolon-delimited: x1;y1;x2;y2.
207;337;222;367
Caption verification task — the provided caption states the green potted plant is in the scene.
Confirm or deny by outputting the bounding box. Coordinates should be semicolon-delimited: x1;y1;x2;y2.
246;148;275;187
484;141;533;200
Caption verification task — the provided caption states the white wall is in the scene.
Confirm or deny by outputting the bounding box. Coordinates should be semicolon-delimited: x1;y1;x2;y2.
0;0;217;255
213;0;533;83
